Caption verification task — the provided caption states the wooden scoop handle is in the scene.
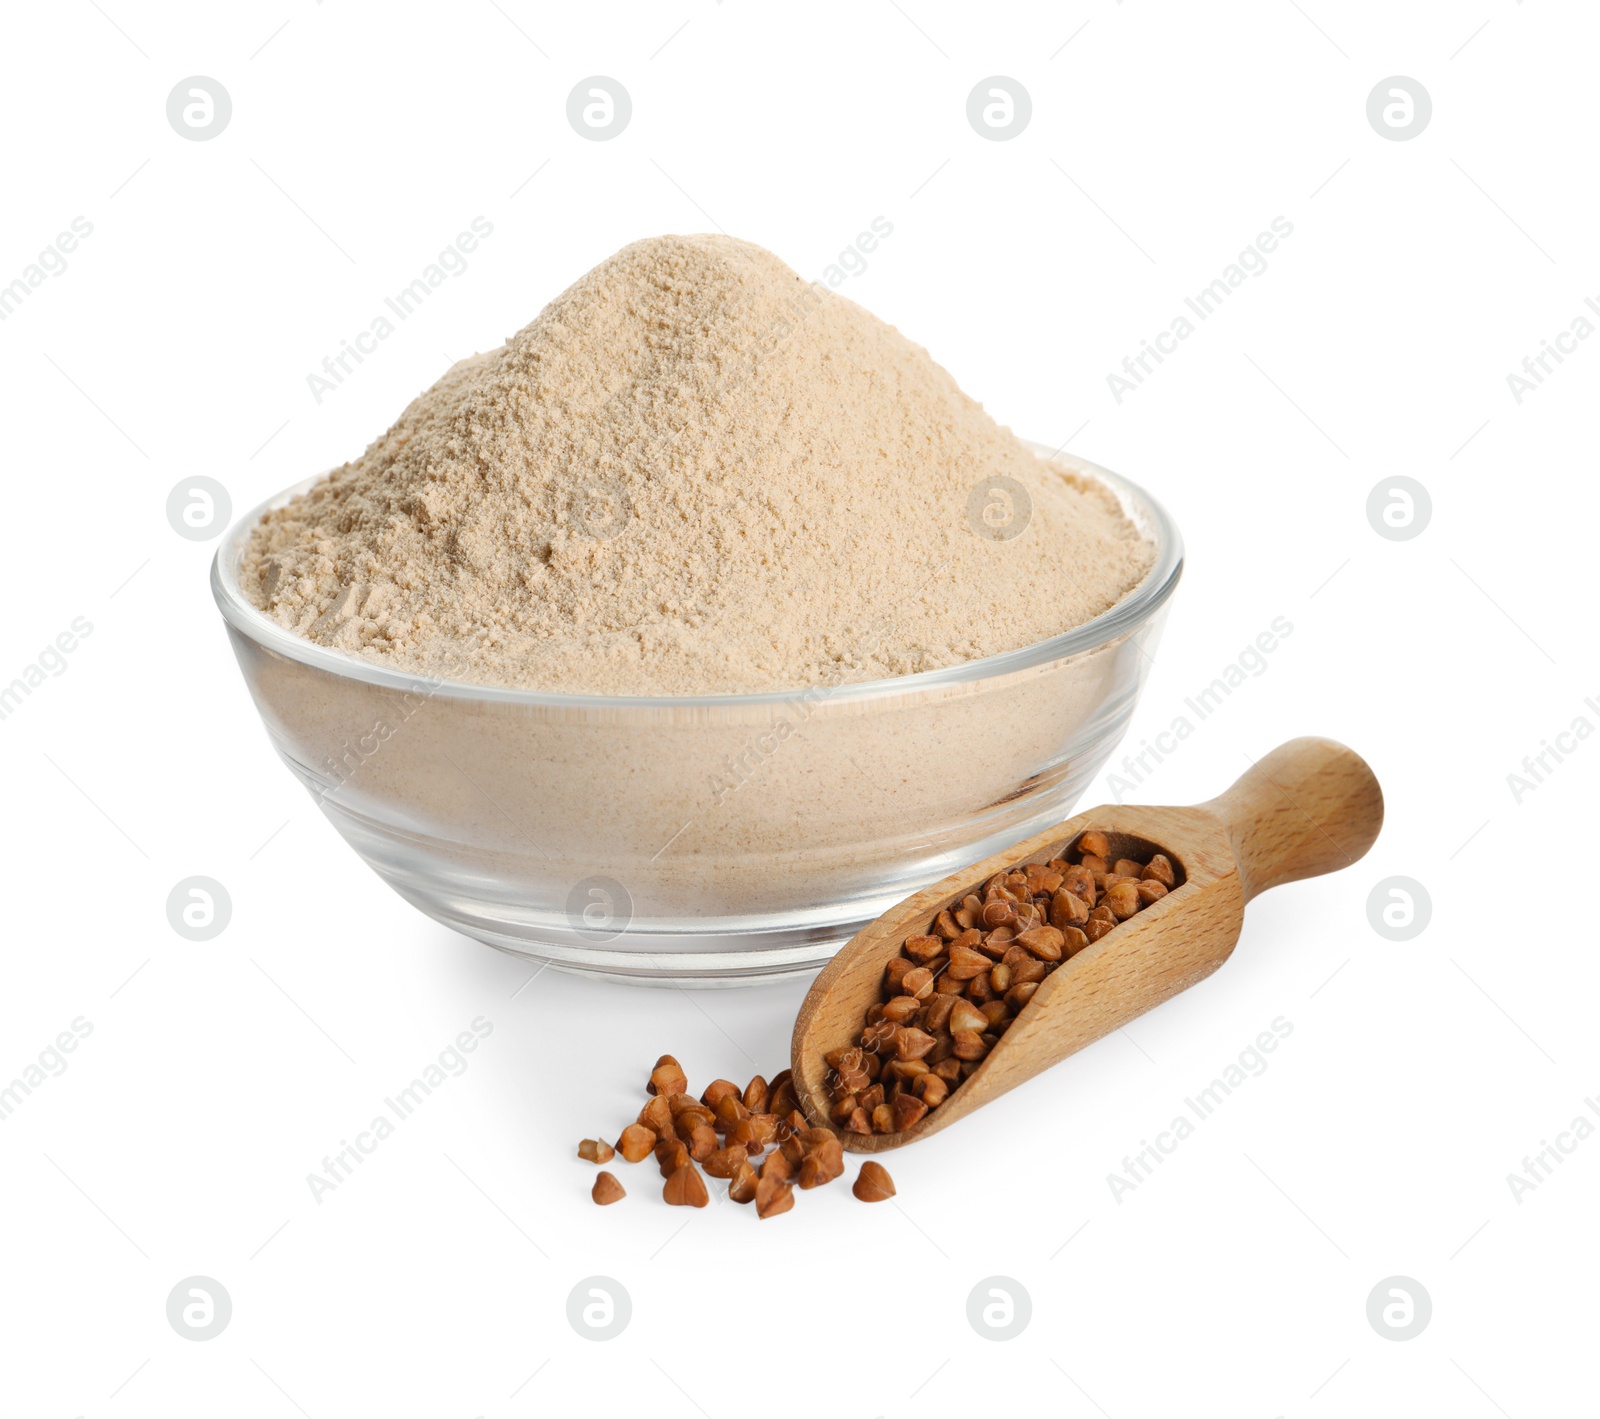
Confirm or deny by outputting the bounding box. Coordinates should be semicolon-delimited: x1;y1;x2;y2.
1201;737;1384;903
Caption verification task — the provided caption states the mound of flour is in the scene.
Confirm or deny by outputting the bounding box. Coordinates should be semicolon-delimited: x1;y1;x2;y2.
242;235;1153;695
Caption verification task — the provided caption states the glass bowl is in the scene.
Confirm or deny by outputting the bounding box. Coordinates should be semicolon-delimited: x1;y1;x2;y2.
211;449;1182;984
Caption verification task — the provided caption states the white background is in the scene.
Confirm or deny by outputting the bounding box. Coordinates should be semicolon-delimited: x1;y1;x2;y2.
2;1;1595;1415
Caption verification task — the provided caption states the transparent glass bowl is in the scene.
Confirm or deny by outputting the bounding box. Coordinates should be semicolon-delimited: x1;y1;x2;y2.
212;450;1182;984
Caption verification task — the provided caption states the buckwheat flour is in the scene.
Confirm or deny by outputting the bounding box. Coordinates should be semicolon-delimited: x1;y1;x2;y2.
242;235;1153;695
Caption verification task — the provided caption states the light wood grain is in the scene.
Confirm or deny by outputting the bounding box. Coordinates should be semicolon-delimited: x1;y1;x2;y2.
791;737;1382;1151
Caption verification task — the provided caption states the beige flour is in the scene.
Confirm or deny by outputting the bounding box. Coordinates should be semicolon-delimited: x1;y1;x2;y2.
243;234;1153;696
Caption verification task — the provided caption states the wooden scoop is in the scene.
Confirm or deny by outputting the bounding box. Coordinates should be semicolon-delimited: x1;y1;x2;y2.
792;737;1383;1151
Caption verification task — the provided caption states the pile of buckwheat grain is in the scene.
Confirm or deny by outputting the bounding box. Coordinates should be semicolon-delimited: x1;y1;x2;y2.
578;1054;894;1219
819;832;1180;1133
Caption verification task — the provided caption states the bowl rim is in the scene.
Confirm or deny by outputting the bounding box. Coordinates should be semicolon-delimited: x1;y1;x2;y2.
210;448;1183;710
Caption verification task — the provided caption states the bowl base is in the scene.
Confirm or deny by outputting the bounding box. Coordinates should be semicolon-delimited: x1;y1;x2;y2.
473;933;836;987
